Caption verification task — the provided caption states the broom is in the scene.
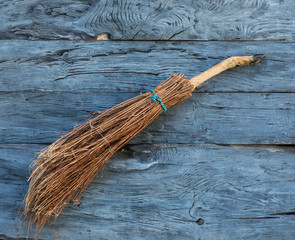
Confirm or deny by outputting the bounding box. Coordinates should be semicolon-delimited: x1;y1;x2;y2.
19;54;265;235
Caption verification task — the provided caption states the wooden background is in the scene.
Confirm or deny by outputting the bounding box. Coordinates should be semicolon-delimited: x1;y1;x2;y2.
0;1;294;239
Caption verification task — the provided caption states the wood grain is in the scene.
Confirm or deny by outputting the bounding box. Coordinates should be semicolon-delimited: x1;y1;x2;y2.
1;41;294;145
1;143;294;239
1;1;294;239
1;91;294;144
1;41;293;93
1;0;295;40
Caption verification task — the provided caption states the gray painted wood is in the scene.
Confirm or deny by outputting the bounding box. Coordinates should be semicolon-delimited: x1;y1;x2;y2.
1;91;294;144
1;41;294;144
1;143;294;240
0;1;294;240
1;0;295;40
1;41;294;93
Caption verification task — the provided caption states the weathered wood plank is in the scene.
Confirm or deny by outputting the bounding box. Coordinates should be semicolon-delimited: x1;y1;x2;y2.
1;41;294;144
1;91;294;144
1;0;295;40
1;41;294;93
1;143;294;239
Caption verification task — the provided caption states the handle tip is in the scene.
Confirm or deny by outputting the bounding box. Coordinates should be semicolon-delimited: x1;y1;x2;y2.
251;54;266;64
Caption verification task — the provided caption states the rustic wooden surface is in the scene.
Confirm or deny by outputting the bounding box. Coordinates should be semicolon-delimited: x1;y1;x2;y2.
1;41;294;146
1;144;295;240
1;0;295;40
0;0;295;239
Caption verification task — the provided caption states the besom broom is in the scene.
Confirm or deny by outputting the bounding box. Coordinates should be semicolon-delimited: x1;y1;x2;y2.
18;54;265;236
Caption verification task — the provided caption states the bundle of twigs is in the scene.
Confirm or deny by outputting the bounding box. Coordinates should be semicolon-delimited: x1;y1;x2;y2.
19;55;265;236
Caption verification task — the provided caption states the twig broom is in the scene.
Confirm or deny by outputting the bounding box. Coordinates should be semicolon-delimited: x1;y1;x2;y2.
18;54;265;236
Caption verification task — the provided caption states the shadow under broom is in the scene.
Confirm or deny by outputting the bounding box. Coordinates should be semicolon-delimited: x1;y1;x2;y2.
18;55;265;237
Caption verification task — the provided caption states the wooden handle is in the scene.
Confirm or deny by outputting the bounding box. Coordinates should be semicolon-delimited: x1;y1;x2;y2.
190;54;265;89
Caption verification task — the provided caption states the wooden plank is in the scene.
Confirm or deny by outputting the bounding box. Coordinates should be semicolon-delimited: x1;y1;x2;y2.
1;40;294;93
1;41;294;144
1;143;294;239
1;0;295;40
1;91;294;144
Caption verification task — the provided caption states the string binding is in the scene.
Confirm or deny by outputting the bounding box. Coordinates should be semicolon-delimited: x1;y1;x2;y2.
150;89;167;112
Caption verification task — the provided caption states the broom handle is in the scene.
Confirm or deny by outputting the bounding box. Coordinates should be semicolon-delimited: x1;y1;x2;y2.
190;54;265;89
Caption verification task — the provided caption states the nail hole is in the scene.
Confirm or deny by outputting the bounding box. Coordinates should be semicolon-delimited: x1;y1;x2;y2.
196;218;204;225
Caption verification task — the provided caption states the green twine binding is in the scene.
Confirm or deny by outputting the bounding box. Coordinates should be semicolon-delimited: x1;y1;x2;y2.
150;89;167;112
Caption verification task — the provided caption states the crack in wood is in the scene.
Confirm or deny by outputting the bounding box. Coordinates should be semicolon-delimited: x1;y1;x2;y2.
271;211;295;216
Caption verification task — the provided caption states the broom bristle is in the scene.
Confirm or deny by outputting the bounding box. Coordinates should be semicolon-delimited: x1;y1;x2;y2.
19;73;194;235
